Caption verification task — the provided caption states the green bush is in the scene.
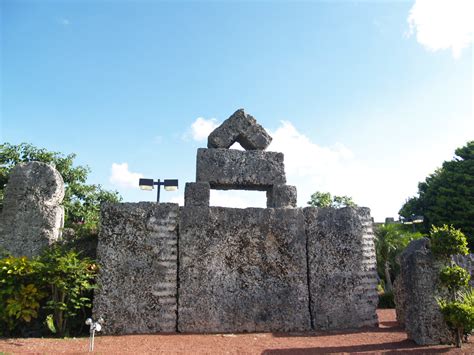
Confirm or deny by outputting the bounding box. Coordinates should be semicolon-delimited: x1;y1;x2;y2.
0;247;97;337
439;265;471;292
0;256;45;334
430;225;469;259
39;246;97;336
378;291;395;309
439;300;474;345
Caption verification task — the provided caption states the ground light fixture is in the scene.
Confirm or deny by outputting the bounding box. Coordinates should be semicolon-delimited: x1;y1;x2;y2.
139;178;179;202
85;317;104;352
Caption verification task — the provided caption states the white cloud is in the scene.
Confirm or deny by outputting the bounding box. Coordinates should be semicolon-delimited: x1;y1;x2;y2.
58;18;71;25
109;163;143;189
267;121;362;207
407;0;473;58
191;117;219;141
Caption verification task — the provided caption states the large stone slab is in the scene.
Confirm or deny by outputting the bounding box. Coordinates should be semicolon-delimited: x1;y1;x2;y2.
394;238;452;345
304;207;379;330
178;207;311;332
196;148;286;190
208;109;272;150
0;162;64;257
93;203;179;334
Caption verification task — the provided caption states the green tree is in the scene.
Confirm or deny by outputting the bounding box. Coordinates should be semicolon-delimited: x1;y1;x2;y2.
374;223;423;292
307;191;357;208
0;143;121;236
399;141;474;246
431;224;472;348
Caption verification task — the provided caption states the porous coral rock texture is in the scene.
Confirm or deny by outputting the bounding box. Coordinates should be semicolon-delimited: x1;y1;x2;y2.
394;238;452;345
196;148;286;190
0;161;64;257
93;203;179;334
178;206;311;333
207;109;272;150
304;207;379;330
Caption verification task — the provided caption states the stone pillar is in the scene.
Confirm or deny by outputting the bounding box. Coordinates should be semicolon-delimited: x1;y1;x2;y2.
394;238;452;345
0;161;64;257
184;182;210;207
266;184;297;208
304;207;379;330
93;203;179;334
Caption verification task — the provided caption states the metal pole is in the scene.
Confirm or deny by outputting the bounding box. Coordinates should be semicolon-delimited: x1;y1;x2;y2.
156;179;161;202
89;328;94;352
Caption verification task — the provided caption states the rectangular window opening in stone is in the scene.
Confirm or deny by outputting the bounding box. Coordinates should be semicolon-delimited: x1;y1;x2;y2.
209;189;266;208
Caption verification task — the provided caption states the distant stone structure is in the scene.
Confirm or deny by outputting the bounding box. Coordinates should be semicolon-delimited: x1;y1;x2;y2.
94;109;378;334
0;161;64;258
393;238;452;345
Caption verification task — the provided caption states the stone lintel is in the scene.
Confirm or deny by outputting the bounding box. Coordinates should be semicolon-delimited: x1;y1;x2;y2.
185;182;210;207
196;148;286;190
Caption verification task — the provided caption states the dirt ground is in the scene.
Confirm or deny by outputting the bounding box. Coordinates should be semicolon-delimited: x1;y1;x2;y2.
1;310;473;354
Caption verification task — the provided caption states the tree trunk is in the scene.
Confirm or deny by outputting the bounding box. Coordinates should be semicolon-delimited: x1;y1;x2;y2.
384;261;393;293
456;328;463;348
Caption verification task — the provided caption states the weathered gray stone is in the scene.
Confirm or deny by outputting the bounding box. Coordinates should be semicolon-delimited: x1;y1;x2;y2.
184;182;210;207
93;203;179;334
393;276;406;327
304;207;378;330
178;207;311;333
196;148;286;190
208;109;272;150
394;238;452;345
0;162;64;257
266;185;297;208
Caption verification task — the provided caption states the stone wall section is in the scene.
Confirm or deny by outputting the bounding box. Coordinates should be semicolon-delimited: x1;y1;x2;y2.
0;162;64;257
93;203;179;334
178;207;311;333
304;207;378;330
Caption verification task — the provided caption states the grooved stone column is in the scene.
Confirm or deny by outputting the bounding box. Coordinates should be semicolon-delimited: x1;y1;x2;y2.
304;207;379;330
178;207;311;332
93;203;179;334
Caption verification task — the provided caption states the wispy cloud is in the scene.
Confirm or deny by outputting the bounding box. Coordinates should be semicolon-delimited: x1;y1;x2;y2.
109;162;143;189
407;0;473;58
58;18;71;26
188;117;220;141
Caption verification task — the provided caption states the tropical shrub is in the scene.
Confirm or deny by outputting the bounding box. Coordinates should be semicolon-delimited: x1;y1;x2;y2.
0;247;97;337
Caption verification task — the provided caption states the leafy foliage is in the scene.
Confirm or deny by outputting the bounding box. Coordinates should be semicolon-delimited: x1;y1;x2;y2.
307;191;357;208
0;248;97;337
399;141;474;247
432;224;473;347
439;265;471;292
374;223;423;293
0;256;45;332
430;225;469;259
0;142;121;237
39;246;97;337
438;301;474;347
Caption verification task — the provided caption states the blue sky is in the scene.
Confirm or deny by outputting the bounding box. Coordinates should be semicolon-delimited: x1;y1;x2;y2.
1;0;472;221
